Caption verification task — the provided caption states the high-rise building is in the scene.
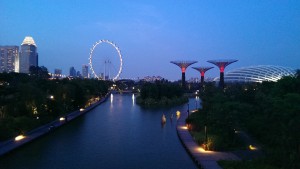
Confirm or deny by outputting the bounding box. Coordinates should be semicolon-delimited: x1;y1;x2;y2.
0;46;19;73
76;71;81;78
69;66;76;77
82;65;88;78
54;69;62;78
19;36;38;73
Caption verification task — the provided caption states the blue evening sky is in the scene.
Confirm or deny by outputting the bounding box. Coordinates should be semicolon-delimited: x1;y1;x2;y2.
1;0;300;80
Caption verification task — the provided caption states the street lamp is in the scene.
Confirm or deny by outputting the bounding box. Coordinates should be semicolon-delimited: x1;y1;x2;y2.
187;103;190;117
205;125;208;150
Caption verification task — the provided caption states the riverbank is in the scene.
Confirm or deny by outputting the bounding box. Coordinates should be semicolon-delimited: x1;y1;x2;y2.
176;110;240;169
0;93;110;157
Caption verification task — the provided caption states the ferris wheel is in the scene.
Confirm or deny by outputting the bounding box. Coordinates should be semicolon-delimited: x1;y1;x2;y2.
89;40;123;81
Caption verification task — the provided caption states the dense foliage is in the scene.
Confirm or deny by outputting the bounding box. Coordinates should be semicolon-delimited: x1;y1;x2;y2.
136;81;188;107
187;73;300;169
0;72;109;141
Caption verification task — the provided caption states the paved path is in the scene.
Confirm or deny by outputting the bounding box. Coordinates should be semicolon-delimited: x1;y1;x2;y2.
176;111;240;169
0;94;109;157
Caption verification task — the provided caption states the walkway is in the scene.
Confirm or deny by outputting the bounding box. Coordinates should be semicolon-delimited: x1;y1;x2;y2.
0;94;109;157
176;111;240;169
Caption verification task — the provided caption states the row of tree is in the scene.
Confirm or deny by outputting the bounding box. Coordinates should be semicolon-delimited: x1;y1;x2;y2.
0;71;109;141
136;80;188;107
187;72;300;169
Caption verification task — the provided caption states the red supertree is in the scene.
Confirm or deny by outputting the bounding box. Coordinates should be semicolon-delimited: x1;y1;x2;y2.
207;59;238;88
170;61;197;88
192;66;214;85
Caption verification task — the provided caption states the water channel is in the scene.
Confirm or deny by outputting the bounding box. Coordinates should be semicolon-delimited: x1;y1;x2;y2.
0;94;200;169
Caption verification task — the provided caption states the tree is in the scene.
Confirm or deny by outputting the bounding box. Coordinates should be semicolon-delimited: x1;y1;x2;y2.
29;66;50;79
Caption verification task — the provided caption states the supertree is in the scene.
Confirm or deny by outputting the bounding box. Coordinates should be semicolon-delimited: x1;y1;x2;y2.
192;66;214;86
207;59;238;88
170;61;197;88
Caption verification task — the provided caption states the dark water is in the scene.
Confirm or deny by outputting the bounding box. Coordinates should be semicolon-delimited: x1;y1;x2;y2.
0;94;200;169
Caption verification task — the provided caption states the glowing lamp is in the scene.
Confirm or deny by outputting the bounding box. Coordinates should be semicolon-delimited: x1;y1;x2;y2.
249;145;257;150
197;147;213;153
59;117;65;121
180;126;188;130
15;135;25;141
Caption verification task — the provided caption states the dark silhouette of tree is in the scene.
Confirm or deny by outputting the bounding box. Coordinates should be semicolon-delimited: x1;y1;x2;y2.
188;76;300;168
0;73;109;141
137;81;187;107
29;66;50;79
296;69;300;79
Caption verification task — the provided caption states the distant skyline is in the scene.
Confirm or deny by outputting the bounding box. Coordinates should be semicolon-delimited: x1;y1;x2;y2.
1;0;300;80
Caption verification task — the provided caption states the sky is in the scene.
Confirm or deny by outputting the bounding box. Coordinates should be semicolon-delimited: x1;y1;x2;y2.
1;0;300;81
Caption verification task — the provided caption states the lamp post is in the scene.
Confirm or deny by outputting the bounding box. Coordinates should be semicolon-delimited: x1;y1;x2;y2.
187;103;190;117
205;105;208;150
205;125;208;150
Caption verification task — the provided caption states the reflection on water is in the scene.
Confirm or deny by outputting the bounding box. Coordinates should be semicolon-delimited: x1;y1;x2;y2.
132;93;135;105
110;93;113;103
176;110;181;120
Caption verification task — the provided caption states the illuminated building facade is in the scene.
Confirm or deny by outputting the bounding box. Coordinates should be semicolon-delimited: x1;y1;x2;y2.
54;69;62;78
0;46;19;73
19;36;38;73
143;76;164;82
82;65;89;78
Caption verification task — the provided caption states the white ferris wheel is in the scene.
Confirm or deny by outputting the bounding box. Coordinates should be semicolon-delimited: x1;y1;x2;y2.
89;40;123;81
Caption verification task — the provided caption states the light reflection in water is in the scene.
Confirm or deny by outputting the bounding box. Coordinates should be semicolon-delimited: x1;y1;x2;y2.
195;96;201;109
110;94;114;109
132;94;135;105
